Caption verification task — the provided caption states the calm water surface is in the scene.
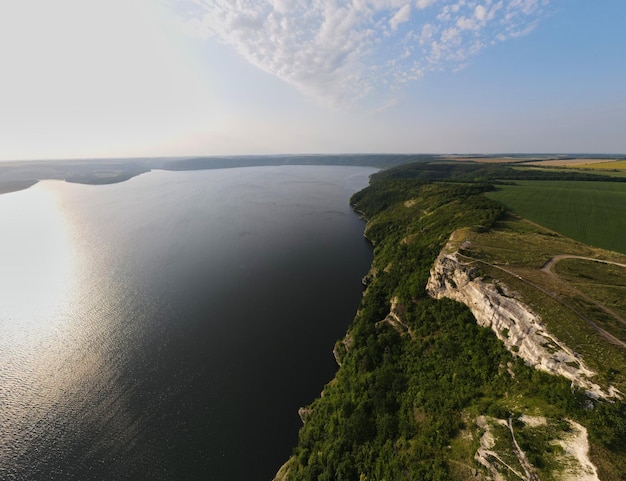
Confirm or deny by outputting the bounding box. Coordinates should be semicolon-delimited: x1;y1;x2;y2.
0;166;375;480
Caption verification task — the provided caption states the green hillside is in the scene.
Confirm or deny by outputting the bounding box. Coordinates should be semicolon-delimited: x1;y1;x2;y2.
275;162;626;481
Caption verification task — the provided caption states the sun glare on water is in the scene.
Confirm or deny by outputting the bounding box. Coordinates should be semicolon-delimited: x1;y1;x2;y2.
0;182;75;347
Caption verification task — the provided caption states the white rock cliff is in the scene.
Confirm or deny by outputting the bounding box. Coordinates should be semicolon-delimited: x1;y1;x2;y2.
426;244;618;400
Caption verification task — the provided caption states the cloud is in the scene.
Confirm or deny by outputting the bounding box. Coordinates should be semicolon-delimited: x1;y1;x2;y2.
474;5;487;21
416;0;438;9
389;4;411;31
176;0;550;107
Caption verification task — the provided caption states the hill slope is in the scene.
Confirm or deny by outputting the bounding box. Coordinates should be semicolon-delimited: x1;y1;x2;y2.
275;164;626;481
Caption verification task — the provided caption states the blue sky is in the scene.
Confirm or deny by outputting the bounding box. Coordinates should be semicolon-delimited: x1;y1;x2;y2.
1;0;625;161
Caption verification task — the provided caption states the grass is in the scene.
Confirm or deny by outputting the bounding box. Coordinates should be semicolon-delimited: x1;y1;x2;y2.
555;259;626;334
555;258;626;286
589;442;626;481
457;216;603;268
486;180;626;255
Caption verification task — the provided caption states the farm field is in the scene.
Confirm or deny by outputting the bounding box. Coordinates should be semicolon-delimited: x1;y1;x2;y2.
513;161;626;179
518;167;626;179
486;180;626;255
576;159;626;170
520;158;625;167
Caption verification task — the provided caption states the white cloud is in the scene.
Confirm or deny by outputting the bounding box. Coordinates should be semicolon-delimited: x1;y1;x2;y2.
416;0;438;9
389;4;411;31
475;5;487;20
269;0;292;14
419;23;436;44
175;0;550;108
456;15;478;31
441;26;460;44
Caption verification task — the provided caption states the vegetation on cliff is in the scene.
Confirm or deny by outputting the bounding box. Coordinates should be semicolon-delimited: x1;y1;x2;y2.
277;162;626;481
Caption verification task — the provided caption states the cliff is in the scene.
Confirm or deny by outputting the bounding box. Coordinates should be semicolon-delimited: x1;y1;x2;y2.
426;235;619;400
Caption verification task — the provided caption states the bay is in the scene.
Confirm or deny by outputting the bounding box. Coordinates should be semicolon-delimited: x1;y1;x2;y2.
0;165;376;481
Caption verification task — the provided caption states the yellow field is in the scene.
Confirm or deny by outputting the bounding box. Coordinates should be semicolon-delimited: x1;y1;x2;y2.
575;160;626;170
521;158;626;169
441;157;626;168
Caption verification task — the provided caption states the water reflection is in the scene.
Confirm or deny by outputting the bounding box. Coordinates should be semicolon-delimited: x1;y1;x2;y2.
0;181;152;479
0;182;79;475
0;182;74;346
0;167;376;480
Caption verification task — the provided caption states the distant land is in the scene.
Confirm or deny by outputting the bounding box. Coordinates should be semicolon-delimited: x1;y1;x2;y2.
1;154;625;195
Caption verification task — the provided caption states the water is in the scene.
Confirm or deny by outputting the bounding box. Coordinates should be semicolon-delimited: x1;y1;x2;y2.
0;165;376;481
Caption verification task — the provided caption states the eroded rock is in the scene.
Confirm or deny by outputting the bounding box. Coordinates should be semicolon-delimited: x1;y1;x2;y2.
426;238;618;400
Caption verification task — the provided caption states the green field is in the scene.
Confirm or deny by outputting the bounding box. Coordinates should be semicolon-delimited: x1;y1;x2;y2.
487;180;626;255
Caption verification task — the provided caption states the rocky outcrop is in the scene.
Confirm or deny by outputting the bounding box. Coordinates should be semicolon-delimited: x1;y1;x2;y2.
426;241;618;400
474;416;600;481
376;296;413;337
273;458;294;481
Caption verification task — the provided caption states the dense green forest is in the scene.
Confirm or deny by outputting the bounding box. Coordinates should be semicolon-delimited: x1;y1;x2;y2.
276;162;626;481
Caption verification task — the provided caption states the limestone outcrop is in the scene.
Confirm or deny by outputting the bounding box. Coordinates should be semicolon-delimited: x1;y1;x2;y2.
426;241;619;400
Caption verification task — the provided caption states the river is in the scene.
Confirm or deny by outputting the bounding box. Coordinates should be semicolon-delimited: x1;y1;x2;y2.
0;165;375;481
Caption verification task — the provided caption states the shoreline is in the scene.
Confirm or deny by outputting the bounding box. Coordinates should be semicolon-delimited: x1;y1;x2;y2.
0;180;39;195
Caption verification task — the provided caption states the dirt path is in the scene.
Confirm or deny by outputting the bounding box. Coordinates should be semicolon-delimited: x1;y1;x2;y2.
540;255;626;333
541;254;626;275
497;262;626;350
458;253;626;350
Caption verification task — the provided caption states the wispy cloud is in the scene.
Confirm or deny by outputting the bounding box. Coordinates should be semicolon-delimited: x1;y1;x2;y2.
389;4;412;31
176;0;550;107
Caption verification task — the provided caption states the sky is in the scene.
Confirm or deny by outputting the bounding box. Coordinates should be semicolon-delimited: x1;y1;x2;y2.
1;0;625;161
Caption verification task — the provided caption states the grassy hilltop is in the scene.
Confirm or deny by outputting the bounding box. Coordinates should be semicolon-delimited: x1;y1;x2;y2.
276;159;626;481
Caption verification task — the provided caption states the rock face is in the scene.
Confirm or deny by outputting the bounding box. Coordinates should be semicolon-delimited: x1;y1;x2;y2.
426;245;617;400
